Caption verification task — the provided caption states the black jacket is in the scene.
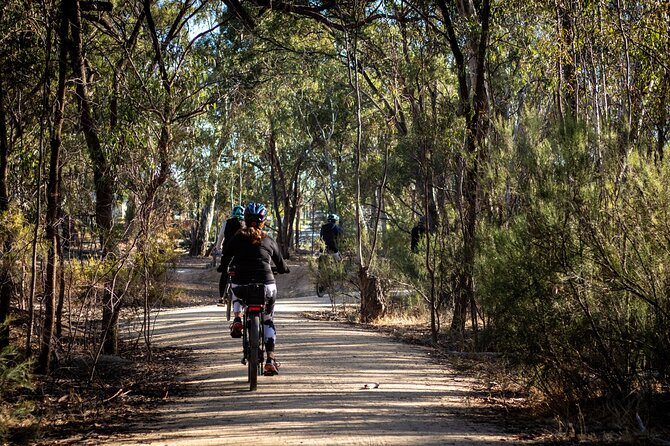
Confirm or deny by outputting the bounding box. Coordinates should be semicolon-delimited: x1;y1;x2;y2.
411;224;425;252
222;218;242;252
219;232;289;284
320;222;343;253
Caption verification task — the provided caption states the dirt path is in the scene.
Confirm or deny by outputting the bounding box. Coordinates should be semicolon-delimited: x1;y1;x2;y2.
99;260;528;445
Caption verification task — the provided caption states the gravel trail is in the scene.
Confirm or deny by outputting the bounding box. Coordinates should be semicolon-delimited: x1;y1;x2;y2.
98;262;526;445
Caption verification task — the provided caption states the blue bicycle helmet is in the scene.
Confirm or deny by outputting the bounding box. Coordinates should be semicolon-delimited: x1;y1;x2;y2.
244;202;268;226
232;205;244;219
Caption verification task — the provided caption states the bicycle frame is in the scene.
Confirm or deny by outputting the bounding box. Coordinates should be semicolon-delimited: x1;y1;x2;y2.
218;270;235;320
231;272;279;391
236;284;267;392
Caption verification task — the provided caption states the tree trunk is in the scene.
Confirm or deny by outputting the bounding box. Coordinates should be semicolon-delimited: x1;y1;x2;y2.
359;266;385;322
556;0;578;120
38;0;69;373
0;74;11;350
267;128;305;259
68;0;114;245
653;74;668;162
344;19;385;323
56;229;66;340
191;190;216;256
437;0;490;334
66;0;121;354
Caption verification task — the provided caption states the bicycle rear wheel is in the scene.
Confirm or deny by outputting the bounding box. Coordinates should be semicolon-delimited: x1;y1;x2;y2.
248;314;260;391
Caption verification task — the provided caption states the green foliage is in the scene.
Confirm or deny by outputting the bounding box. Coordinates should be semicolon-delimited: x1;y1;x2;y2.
0;344;36;444
478;120;670;424
382;227;429;311
0;346;33;394
383;215;463;329
0;207;35;294
308;235;357;310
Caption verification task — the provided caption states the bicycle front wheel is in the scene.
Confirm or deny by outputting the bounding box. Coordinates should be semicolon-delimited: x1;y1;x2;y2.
248;314;260;391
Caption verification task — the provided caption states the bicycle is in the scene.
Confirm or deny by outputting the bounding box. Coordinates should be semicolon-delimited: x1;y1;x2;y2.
315;251;330;297
233;282;268;391
217;268;234;321
315;251;342;299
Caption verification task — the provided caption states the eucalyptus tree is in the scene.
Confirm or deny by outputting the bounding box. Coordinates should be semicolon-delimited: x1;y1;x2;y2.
88;0;233;354
0;0;64;357
216;1;399;320
0;1;24;348
182;12;262;257
37;0;71;373
197;13;347;257
257;20;349;258
264;22;355;230
30;0;235;355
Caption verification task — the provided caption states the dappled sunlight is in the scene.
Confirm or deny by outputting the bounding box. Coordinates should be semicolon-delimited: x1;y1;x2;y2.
104;293;519;445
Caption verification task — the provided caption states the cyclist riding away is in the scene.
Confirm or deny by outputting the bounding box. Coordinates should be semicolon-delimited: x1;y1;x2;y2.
215;205;245;305
319;213;343;259
411;216;426;253
217;202;290;376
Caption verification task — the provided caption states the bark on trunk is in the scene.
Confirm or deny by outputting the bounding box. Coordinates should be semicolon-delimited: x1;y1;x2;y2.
38;0;69;373
0;74;11;349
359;266;385;322
191;190;216;257
653;74;668;162
437;0;490;334
56;227;66;340
37;7;69;374
267;129;305;259
66;0;120;354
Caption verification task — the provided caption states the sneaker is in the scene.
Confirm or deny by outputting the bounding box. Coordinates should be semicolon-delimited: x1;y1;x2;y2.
264;360;279;376
217;297;225;306
230;321;243;338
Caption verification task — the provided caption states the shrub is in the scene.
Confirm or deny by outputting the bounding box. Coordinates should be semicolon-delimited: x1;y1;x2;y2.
0;343;36;443
478;128;670;432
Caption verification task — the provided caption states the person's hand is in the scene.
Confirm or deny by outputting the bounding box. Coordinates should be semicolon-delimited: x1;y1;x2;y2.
282;266;290;274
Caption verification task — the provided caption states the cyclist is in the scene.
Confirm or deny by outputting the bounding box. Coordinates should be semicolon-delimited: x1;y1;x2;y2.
319;213;343;258
214;205;245;304
410;216;426;253
217;202;290;376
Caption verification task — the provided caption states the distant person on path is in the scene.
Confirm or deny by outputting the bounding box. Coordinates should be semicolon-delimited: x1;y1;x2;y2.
217;202;290;376
215;205;245;305
319;213;343;258
411;216;426;253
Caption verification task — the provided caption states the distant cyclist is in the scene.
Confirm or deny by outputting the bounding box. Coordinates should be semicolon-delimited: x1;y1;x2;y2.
410;216;426;253
319;213;343;258
217;202;290;376
215;205;244;304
